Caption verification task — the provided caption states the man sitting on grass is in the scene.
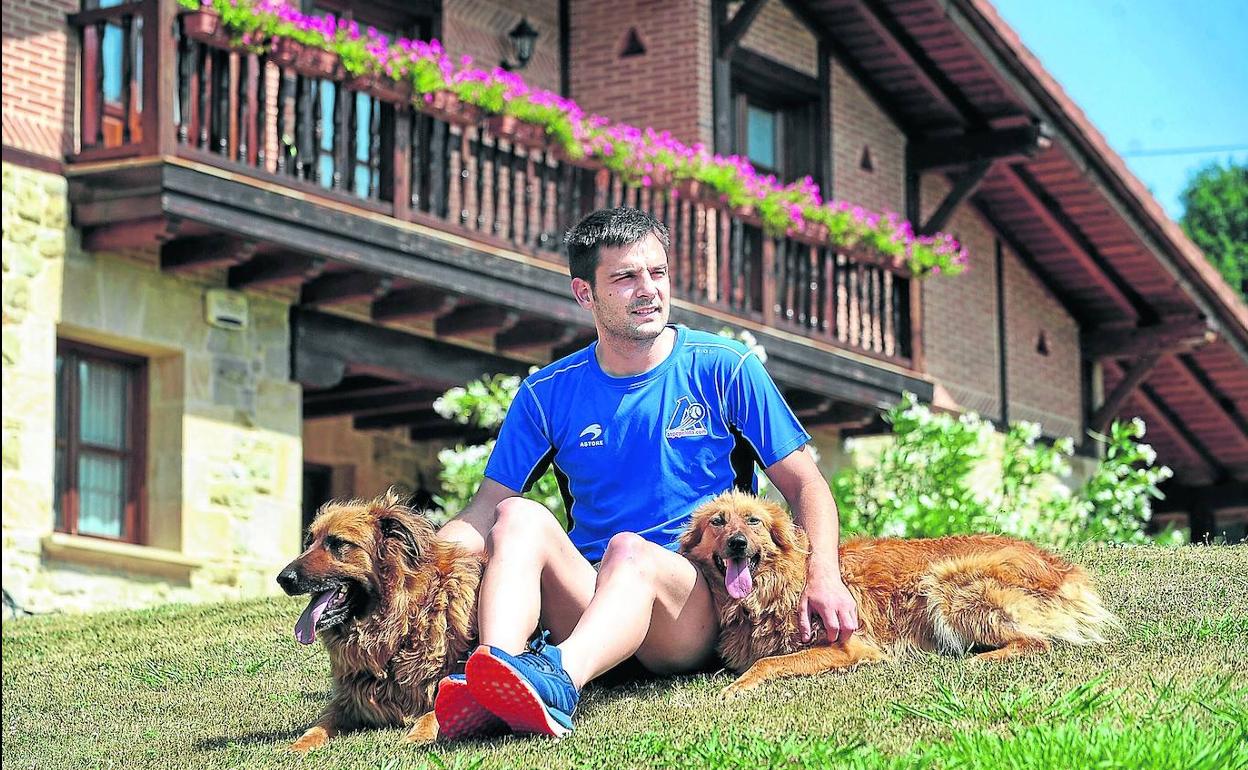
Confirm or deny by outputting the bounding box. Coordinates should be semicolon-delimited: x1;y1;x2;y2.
434;206;858;738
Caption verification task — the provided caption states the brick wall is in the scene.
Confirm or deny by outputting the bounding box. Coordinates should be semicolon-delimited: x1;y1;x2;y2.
920;174;1083;437
737;0;817;77
830;60;905;215
2;0;76;158
921;174;1002;420
1003;243;1082;438
569;0;712;147
443;0;561;95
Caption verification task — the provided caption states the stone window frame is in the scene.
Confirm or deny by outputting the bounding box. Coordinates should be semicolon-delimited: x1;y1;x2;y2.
54;339;149;545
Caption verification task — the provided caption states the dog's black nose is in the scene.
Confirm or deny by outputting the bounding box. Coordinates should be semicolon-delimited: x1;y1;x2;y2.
276;568;300;594
726;533;749;555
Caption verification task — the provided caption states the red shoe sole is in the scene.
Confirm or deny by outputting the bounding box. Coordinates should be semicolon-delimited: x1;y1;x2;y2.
433;677;508;741
465;652;573;738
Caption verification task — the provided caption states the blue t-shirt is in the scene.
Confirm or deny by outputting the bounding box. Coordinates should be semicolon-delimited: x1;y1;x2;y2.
483;325;810;562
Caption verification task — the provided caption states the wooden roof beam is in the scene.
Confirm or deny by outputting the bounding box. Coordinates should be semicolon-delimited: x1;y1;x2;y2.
372;286;461;323
1089;352;1161;436
435;304;520;338
920;159;992;236
305;387;442;419
1083;318;1216;361
495;320;584;353
908;123;1052;172
1000;165;1144;320
161;235;258;273
301;272;393;308
354;408;448;431
228;253;326;290
848;0;983;123
719;0;769;58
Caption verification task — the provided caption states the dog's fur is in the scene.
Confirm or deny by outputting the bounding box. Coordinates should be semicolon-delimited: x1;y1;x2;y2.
276;490;482;750
679;491;1119;696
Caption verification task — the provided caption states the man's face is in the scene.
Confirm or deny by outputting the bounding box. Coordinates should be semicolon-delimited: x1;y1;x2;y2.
575;233;671;341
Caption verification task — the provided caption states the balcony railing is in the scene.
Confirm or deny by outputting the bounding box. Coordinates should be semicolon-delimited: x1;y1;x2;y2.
68;3;920;370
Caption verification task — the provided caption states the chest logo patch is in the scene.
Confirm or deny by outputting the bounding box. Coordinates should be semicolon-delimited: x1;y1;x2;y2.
579;423;605;447
666;397;709;439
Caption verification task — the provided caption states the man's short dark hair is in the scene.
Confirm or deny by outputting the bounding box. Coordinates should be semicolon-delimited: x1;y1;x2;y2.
565;207;670;287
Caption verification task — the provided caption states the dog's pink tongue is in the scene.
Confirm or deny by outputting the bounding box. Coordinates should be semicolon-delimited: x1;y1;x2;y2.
294;589;335;645
725;558;754;599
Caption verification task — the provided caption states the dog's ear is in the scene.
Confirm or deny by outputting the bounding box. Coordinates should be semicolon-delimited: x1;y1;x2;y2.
378;508;425;569
764;502;800;554
677;515;703;555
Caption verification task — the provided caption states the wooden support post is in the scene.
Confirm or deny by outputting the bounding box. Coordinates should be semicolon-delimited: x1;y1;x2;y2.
920;159;992;235
1089;353;1161;435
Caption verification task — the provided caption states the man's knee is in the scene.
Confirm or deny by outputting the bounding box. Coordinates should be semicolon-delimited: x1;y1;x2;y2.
599;532;659;580
487;498;563;551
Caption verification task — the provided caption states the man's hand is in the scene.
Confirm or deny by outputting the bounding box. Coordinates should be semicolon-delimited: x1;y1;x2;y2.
799;556;858;644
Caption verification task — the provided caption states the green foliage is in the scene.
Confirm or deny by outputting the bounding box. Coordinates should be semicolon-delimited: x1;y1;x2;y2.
832;394;1177;546
431;373;565;526
1180;160;1248;297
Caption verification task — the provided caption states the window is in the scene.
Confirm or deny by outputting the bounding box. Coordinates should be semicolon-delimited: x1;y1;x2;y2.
55;341;147;543
729;51;821;184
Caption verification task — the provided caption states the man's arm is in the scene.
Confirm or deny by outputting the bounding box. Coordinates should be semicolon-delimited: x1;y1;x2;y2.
762;446;859;643
436;477;521;555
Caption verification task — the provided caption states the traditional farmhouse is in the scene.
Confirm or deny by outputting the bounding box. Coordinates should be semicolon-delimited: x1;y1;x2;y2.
3;0;1245;612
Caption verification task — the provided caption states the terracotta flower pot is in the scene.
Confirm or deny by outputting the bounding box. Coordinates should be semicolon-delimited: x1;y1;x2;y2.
419;91;483;126
674;178;723;208
484;114;547;149
295;45;344;80
345;72;413;104
269;37;303;69
182;11;229;47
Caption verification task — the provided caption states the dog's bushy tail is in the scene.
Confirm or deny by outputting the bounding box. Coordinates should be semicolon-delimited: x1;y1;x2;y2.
921;545;1120;653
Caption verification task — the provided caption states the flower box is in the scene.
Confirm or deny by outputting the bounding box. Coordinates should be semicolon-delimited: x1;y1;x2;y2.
672;179;724;208
419;91;483;126
800;222;830;243
182;11;230;47
269;37;303;69
344;72;413;104
295;45;344;80
484;114;548;149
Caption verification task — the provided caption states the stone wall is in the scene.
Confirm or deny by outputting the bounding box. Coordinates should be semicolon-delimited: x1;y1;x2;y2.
2;161;303;614
303;416;448;510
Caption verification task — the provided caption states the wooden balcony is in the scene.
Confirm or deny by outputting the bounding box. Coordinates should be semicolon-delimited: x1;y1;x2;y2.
66;2;930;424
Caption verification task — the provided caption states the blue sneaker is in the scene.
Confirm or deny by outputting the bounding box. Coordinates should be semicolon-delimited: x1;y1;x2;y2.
433;674;509;741
465;633;579;737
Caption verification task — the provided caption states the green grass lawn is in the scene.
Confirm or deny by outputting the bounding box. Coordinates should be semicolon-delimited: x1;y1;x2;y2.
4;544;1246;770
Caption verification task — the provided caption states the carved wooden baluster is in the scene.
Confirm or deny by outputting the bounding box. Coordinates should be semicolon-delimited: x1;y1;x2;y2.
215;50;229;155
197;39;211;149
427;118;446;217
119;15;133;144
255;55;266;170
368;99;381;200
275;70;289;175
331;84;345;190
505;141;519;242
409;113;424;211
821;247;834;336
176;27;191;145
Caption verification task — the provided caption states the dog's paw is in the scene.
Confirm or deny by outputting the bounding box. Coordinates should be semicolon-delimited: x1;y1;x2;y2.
290;727;330;752
401;712;439;745
720;679;756;699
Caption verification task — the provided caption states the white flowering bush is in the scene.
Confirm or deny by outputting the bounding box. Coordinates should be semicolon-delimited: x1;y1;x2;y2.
832;394;1178;546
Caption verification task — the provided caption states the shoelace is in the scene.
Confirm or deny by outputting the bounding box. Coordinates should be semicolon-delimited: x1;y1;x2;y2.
521;631;569;679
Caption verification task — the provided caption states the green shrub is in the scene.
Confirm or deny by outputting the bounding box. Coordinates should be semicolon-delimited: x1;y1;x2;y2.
832;393;1178;546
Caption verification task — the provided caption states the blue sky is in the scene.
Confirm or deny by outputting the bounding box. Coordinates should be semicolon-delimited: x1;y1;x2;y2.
990;0;1248;222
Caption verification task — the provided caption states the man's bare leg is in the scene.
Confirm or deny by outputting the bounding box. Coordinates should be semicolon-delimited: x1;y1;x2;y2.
556;532;719;688
477;497;598;653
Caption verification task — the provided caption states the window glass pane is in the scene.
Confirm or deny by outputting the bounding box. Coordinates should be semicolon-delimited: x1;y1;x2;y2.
79;359;128;449
746;105;776;170
318;81;337;189
56;353;67;440
54;445;66;531
103;24;123;103
78;452;126;538
353;93;373;198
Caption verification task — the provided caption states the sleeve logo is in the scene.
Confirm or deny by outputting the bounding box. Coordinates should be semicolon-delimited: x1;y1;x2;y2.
665;397;709;439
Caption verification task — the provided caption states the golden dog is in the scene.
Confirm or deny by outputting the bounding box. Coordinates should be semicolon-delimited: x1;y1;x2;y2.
275;490;482;750
679;491;1118;697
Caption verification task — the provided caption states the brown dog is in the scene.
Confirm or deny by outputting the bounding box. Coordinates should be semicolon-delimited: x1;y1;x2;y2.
275;490;482;750
679;491;1119;697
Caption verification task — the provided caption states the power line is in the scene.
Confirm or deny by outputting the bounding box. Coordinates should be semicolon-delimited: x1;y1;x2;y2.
1121;143;1248;158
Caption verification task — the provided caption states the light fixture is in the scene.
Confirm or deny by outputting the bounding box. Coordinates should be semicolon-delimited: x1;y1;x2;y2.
501;17;539;71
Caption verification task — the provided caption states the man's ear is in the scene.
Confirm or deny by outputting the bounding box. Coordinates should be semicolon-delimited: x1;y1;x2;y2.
571;277;594;308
